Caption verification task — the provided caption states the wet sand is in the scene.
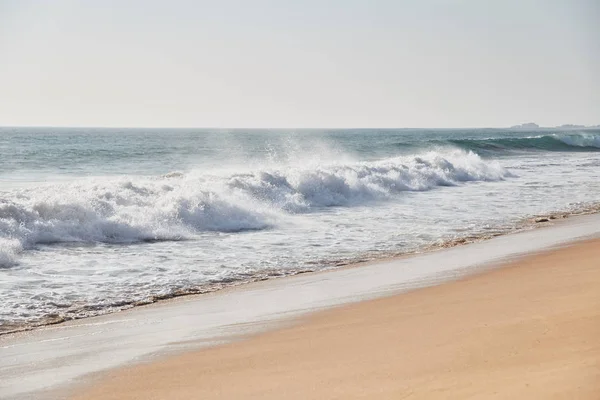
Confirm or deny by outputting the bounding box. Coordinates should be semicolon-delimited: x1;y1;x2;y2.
72;239;600;399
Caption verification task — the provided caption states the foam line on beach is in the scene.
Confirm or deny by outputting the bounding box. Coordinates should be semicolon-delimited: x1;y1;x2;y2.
1;213;599;399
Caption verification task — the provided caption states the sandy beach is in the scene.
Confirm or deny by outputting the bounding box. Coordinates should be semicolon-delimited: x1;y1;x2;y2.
3;3;599;399
71;239;600;399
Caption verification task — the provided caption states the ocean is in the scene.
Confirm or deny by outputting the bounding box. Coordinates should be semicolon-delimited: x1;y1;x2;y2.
1;127;599;334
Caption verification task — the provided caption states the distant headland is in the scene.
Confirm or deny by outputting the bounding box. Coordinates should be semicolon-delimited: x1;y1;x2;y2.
510;122;599;129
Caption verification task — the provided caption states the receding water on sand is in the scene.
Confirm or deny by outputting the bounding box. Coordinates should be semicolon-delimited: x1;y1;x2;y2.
1;213;600;399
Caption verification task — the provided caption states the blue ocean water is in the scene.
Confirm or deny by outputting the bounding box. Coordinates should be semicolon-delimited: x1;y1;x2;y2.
1;127;599;332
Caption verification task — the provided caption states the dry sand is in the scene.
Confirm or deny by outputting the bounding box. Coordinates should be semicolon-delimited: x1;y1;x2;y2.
72;239;600;399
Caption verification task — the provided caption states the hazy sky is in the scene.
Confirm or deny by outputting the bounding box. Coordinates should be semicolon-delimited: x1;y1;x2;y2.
1;0;598;128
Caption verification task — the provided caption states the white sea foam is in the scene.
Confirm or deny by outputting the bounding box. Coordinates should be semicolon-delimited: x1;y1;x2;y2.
0;150;509;267
0;239;20;268
228;149;510;211
1;127;600;332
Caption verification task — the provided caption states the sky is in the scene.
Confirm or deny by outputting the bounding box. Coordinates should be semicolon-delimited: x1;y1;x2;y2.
0;0;598;128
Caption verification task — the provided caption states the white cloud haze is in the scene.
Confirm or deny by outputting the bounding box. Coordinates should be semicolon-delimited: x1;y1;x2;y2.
0;0;598;128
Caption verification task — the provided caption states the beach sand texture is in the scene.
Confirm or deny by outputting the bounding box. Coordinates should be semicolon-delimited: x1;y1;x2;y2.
73;239;600;400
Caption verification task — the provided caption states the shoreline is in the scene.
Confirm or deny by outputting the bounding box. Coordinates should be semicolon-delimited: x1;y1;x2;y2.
3;204;599;337
1;213;600;399
73;238;600;399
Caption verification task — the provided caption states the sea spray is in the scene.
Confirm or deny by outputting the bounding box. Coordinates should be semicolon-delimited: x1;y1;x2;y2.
1;127;598;332
0;149;510;267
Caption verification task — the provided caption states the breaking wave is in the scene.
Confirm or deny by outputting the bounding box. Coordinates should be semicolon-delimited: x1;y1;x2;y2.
0;149;511;267
445;133;600;154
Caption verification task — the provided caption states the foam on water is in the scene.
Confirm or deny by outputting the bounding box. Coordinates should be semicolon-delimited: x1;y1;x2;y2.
0;149;510;267
0;127;598;333
0;239;19;268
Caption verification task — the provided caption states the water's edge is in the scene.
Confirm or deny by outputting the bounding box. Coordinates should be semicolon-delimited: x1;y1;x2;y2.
3;203;599;336
1;212;600;400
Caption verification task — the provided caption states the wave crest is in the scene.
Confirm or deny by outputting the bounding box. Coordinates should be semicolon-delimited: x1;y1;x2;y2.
447;133;600;153
0;150;510;266
555;133;600;148
229;150;510;211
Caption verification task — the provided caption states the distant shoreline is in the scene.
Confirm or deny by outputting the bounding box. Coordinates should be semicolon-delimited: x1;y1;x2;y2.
1;125;599;130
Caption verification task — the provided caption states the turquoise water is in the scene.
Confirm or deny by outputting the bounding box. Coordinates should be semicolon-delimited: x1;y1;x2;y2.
4;127;599;185
1;127;599;332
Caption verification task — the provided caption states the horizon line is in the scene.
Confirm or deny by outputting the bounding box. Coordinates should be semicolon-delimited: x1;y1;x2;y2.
1;124;598;130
